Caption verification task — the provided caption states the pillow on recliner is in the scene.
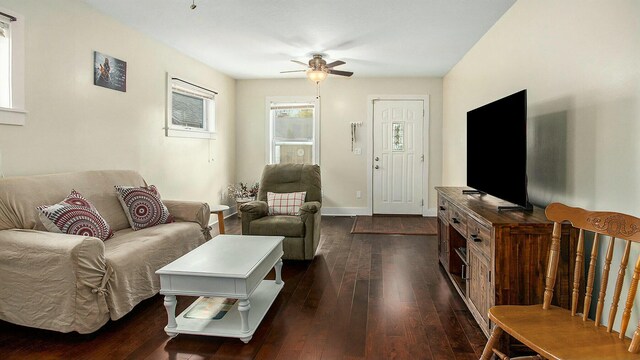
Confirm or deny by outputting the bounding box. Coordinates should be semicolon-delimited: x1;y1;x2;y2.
267;191;306;216
37;190;114;240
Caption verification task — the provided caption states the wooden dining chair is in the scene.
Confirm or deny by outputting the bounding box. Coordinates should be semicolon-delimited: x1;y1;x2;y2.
481;202;640;360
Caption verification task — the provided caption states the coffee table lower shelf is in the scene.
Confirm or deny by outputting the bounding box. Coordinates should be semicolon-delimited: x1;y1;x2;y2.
166;280;283;342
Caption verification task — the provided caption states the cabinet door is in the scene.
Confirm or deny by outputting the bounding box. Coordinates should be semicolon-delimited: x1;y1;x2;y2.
437;217;449;269
468;247;490;327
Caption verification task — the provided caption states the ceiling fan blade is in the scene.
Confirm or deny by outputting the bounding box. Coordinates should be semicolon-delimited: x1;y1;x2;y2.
291;60;308;67
325;60;346;69
328;69;354;77
280;70;306;73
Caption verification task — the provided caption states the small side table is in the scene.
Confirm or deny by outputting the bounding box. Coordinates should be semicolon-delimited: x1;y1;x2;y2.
210;204;230;234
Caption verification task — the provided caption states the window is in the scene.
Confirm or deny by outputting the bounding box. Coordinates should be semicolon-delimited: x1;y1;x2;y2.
267;97;320;165
0;7;25;126
165;74;216;139
0;17;10;108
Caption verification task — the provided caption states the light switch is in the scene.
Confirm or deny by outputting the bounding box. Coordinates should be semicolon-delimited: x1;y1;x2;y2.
353;147;361;155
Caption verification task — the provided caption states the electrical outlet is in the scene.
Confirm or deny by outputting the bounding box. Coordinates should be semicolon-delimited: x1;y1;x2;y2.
353;147;361;155
356;191;361;199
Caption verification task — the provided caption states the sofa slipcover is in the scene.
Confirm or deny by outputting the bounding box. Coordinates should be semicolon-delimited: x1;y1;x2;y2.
0;170;210;333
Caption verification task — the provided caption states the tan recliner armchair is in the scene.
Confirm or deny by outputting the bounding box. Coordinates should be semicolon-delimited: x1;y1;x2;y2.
240;164;321;260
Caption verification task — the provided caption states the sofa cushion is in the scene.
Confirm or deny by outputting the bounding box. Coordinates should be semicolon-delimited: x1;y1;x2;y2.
114;185;174;230
37;190;113;241
104;221;206;319
267;191;306;216
249;215;304;237
0;170;146;232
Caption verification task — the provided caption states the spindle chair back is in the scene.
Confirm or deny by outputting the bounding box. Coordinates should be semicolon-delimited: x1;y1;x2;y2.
481;202;640;360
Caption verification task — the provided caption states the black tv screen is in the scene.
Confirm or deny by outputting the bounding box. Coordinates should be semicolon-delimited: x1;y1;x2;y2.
467;90;528;208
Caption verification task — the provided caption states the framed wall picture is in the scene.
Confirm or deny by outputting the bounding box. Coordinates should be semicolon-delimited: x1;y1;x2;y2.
93;51;127;92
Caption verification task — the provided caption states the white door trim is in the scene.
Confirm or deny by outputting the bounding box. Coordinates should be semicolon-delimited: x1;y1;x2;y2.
366;95;430;216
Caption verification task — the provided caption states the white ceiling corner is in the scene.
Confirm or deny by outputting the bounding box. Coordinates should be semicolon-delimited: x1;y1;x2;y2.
81;0;516;79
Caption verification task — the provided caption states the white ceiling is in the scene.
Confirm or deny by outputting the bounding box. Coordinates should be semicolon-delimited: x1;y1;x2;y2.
82;0;516;79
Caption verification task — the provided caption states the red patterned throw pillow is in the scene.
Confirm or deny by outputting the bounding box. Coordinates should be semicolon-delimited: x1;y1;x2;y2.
267;191;306;216
114;185;174;230
37;190;113;241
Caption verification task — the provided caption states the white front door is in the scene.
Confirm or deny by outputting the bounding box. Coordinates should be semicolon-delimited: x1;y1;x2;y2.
373;100;424;214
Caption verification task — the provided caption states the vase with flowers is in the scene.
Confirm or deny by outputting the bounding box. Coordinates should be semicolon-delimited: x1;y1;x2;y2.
227;182;259;218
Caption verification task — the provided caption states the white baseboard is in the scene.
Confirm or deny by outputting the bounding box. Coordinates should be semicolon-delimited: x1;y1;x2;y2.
423;208;437;217
321;207;371;216
213;205;436;220
322;207;437;217
208;205;238;226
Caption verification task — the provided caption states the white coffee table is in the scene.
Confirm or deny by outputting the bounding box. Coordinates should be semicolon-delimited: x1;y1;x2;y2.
156;235;284;343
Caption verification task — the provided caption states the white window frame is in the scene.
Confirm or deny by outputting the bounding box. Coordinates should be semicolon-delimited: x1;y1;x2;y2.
0;7;26;126
265;96;321;165
165;73;216;139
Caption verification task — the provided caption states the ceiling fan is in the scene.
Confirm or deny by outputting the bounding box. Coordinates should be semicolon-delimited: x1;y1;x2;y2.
281;54;354;82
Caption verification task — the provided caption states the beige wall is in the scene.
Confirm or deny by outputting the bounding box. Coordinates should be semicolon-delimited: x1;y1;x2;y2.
0;0;236;207
443;0;639;335
236;77;443;213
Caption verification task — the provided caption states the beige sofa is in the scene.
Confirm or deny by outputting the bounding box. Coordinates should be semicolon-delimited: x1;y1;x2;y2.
0;170;211;333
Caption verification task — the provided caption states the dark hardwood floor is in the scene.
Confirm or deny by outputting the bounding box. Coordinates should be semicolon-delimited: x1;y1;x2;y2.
0;216;486;360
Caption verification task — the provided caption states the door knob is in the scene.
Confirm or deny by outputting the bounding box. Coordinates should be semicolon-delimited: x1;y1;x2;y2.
375;157;379;161
374;165;380;169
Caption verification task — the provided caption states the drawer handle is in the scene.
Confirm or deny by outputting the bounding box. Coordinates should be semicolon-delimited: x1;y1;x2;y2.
452;217;460;224
439;206;446;211
471;234;482;242
462;264;469;280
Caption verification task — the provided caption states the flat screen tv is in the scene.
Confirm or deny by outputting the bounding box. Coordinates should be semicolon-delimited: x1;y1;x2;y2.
466;90;530;211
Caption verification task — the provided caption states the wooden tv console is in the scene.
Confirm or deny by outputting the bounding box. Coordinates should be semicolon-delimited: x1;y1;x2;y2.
436;187;577;337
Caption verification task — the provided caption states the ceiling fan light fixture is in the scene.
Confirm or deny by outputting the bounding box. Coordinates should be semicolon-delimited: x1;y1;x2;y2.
307;69;328;83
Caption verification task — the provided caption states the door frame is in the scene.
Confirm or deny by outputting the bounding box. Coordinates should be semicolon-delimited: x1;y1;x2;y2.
366;95;430;216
